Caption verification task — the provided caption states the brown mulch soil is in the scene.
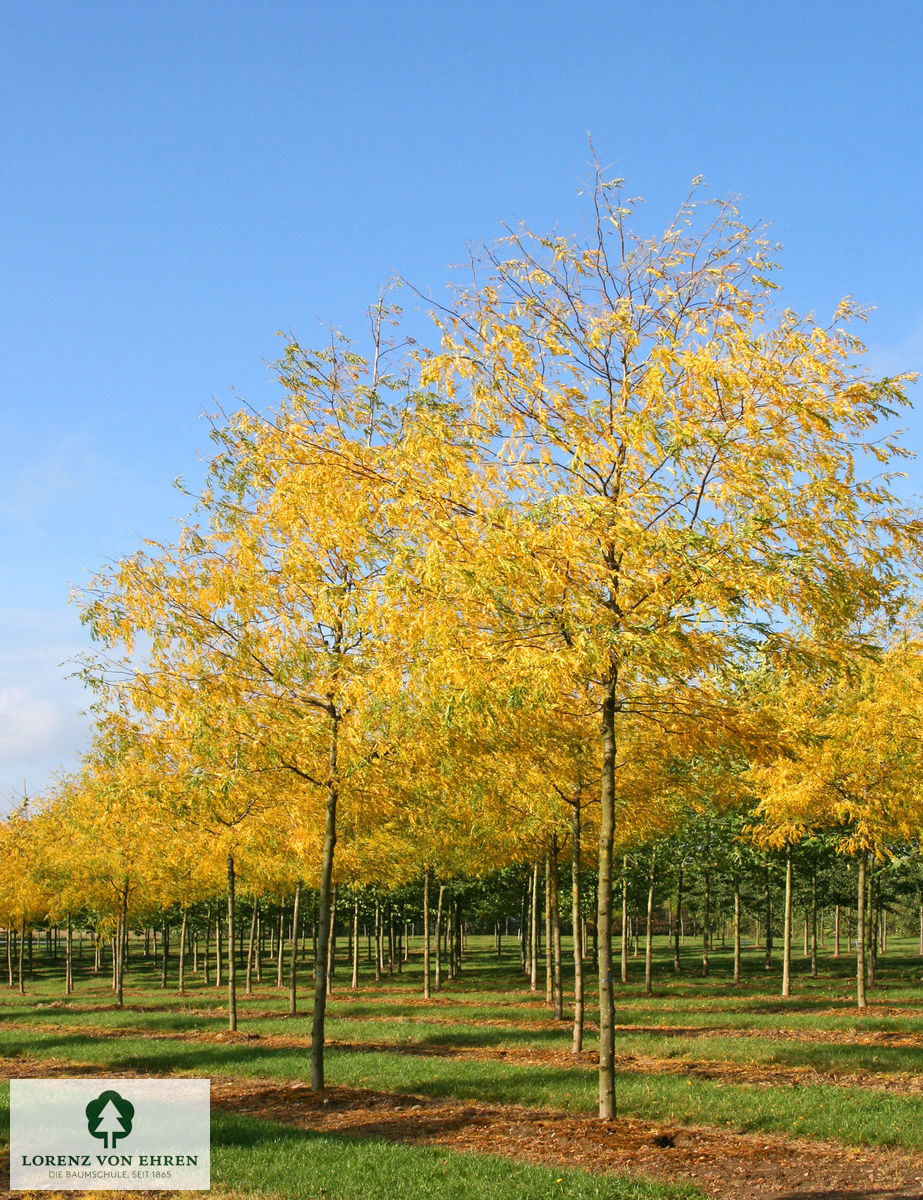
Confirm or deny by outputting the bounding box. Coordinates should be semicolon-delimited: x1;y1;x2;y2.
213;1079;923;1200
3;1056;923;1199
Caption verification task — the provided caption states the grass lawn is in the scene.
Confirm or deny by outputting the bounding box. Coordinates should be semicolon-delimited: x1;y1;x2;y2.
1;931;922;1197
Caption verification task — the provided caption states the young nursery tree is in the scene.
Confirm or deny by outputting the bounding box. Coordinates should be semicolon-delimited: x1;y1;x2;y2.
752;639;923;1009
418;167;922;1118
80;328;428;1088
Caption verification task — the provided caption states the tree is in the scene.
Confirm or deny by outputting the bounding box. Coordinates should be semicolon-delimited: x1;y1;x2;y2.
79;325;435;1088
417;166;921;1118
86;1091;134;1150
752;639;923;1008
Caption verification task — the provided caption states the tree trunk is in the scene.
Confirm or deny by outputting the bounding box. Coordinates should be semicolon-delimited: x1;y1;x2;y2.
529;862;539;992
326;885;338;995
597;666;617;1121
782;845;793;999
571;801;584;1053
834;904;840;958
275;909;284;988
764;861;773;970
65;914;73;996
434;884;445;991
644;849;657;997
18;917;25;994
520;874;528;973
453;899;462;977
857;851;867;1009
620;856;628;983
161;921;170;990
351;894;360;990
215;909;222;988
867;856;877;989
373;898;382;981
387;902;394;977
226;853;237;1031
544;848;553;1007
702;873;710;977
117;888;128;1006
811;865;818;978
311;711;339;1092
673;867;682;973
289;881;302;1017
245;900;259;995
178;909;188;995
423;869;431;1000
733;874;741;985
551;835;563;1021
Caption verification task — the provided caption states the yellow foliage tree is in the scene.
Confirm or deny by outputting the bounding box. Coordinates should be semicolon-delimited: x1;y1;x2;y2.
416;170;922;1117
751;639;923;1008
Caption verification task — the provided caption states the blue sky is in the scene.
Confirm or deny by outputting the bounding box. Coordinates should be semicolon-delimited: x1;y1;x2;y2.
1;1;921;804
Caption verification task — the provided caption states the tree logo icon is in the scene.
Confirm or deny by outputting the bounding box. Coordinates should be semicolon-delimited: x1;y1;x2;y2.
85;1089;135;1149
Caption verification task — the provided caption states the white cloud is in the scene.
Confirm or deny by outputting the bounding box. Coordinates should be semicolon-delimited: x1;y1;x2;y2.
0;683;90;810
0;686;60;758
0;608;94;809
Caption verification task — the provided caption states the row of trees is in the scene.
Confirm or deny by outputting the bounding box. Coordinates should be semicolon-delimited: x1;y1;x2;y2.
3;813;922;1065
4;803;920;989
4;166;923;1120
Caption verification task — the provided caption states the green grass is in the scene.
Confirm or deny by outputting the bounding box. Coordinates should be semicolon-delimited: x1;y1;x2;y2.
6;986;923;1080
0;1088;701;1200
1;1021;922;1151
2;931;923;1196
210;1114;703;1200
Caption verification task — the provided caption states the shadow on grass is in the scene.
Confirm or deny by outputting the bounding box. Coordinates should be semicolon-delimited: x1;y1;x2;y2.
771;1193;917;1200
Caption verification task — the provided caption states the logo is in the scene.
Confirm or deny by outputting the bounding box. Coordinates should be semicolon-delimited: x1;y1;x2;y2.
11;1077;210;1190
85;1090;135;1149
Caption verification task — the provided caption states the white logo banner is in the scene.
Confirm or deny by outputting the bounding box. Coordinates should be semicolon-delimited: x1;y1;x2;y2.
10;1078;210;1191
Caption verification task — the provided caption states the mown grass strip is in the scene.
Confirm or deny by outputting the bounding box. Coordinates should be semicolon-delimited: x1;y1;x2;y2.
2;1027;923;1151
7;1007;923;1081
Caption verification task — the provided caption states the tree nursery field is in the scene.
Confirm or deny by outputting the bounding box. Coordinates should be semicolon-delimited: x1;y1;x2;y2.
2;923;923;1199
4;173;923;1199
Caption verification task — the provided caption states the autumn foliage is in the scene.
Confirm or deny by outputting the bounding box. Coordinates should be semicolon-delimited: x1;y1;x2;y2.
4;169;923;1119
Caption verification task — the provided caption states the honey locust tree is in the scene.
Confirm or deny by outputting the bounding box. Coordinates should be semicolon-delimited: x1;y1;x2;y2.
0;802;55;993
80;334;435;1089
55;721;174;1006
751;639;923;1008
417;169;921;1118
